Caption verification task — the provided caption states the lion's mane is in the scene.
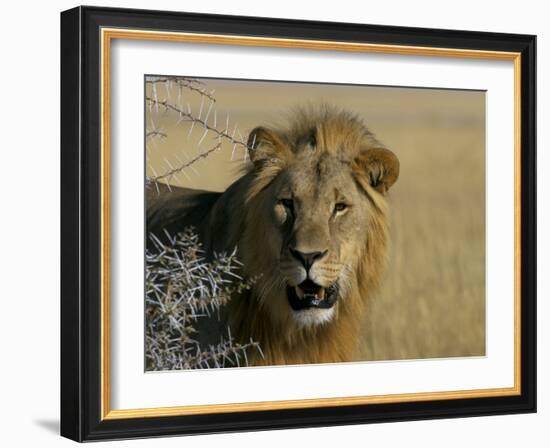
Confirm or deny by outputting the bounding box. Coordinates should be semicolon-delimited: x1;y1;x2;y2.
148;105;399;366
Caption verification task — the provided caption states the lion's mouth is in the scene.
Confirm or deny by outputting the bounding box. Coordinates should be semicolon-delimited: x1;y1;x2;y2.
287;279;339;311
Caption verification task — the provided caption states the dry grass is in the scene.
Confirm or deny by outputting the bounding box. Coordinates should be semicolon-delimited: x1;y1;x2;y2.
146;77;486;362
358;127;485;361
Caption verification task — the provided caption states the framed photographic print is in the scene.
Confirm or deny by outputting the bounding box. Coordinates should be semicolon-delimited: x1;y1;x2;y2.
60;6;536;442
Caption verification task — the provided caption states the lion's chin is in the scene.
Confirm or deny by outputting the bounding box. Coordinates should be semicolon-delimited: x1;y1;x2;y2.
291;307;336;327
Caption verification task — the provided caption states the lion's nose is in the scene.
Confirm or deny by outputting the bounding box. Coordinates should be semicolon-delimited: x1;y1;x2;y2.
289;247;328;271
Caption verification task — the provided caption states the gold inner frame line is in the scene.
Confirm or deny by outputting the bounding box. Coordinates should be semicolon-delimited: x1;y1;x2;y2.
100;27;522;421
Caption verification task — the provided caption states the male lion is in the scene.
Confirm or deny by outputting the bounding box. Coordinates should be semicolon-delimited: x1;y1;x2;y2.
147;106;399;366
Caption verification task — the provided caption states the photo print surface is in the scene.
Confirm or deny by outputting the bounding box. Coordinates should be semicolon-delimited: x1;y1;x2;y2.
144;76;486;371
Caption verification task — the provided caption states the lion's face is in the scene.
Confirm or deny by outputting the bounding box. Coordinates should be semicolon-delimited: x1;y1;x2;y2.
240;108;399;329
260;152;369;326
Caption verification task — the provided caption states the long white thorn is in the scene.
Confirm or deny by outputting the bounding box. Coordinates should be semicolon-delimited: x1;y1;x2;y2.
197;96;204;120
204;100;213;125
198;128;209;146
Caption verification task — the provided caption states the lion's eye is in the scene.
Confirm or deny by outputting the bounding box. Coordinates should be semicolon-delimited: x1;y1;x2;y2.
334;202;348;214
280;198;294;212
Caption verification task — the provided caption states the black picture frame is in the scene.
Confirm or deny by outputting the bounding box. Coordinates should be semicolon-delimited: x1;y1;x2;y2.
61;5;536;442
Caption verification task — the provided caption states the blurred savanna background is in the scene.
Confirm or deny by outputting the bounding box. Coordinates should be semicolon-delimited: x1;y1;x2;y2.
145;76;485;366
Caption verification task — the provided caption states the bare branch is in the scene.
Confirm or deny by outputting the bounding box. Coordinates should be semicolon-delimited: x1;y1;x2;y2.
149;142;222;184
145;96;249;150
146;76;217;103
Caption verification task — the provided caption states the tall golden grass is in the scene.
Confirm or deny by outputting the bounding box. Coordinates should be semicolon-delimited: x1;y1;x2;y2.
360;126;485;360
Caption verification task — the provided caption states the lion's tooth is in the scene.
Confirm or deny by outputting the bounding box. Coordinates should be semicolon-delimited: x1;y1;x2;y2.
296;286;305;299
318;288;325;300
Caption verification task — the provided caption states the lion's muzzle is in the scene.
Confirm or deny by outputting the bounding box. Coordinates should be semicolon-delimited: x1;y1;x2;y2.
288;247;328;272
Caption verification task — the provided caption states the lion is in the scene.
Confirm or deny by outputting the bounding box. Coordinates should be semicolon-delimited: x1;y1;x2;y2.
147;105;399;366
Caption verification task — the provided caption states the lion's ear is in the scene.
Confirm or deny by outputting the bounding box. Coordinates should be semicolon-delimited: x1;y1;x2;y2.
354;147;400;194
247;126;290;166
